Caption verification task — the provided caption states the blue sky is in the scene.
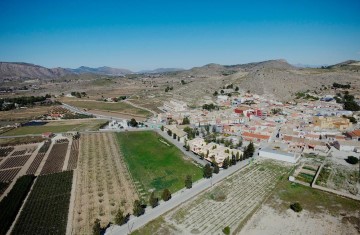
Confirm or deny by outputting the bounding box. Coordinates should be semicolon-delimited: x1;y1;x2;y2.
0;0;359;71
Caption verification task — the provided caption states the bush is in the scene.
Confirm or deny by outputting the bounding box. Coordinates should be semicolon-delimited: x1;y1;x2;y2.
222;226;230;235
290;202;302;212
346;156;359;165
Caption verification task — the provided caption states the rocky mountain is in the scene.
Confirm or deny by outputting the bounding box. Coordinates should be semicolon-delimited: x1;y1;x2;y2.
170;59;360;103
70;66;132;76
0;62;71;80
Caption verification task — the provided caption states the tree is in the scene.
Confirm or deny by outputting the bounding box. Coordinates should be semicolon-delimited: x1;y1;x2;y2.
203;163;213;178
182;116;190;125
244;142;255;159
213;161;220;174
238;140;243;148
220;90;224;94
92;219;101;235
346;156;359;165
133;200;145;217
222;226;230;235
222;157;229;169
213;91;218;96
115;208;126;225
185;175;192;189
290;202;302;212
167;129;172;136
231;154;237;165
173;133;177;139
161;125;164;131
149;192;159;208
236;152;240;161
162;189;172;201
129;118;138;127
235;86;239;91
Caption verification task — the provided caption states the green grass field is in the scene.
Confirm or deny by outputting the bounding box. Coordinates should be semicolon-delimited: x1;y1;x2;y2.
1;119;107;136
62;99;151;117
116;131;202;198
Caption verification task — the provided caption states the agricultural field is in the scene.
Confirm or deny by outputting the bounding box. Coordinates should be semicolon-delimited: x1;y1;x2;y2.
241;169;360;235
116;131;202;199
132;160;290;235
60;98;152;118
26;140;52;175
12;171;73;235
1;119;107;136
0;106;54;125
67;138;79;170
0;175;35;235
72;133;138;234
0;136;45;147
40;140;69;175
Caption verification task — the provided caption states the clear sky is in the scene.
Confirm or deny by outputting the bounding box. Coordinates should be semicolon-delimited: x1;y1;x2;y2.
0;0;359;71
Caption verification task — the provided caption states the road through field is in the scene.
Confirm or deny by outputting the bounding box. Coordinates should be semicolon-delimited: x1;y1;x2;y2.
106;156;258;235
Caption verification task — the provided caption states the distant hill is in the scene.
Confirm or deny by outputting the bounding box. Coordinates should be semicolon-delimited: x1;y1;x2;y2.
138;68;184;74
70;66;132;76
327;60;360;68
0;62;71;80
0;63;133;80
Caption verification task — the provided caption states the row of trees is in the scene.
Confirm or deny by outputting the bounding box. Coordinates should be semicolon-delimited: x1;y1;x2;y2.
97;187;174;233
0;95;51;111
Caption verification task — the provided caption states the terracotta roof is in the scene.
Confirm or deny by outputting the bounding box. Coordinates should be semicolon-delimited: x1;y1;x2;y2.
242;132;270;140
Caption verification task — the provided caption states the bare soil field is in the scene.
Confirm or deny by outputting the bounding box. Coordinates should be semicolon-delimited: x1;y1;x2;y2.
240;204;358;235
72;132;138;234
59;97;151;118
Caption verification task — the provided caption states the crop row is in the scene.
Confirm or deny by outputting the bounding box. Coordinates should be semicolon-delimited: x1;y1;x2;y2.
0;174;35;235
12;171;73;235
0;155;31;170
0;168;21;182
0;147;14;157
67;139;79;170
56;139;69;144
40;142;69;175
26;141;52;175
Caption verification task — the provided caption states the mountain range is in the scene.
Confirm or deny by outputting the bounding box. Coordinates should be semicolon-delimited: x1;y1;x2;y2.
0;60;359;81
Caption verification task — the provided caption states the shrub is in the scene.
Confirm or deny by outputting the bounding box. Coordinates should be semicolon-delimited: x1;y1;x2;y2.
222;226;230;235
346;156;359;165
290;202;302;212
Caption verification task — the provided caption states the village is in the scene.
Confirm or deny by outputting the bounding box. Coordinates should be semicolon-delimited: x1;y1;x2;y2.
155;86;360;173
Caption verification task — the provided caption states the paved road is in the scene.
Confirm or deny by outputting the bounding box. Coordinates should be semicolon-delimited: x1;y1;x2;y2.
105;156;257;235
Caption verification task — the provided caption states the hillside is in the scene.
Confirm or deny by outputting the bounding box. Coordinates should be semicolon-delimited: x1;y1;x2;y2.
70;66;132;76
0;62;71;80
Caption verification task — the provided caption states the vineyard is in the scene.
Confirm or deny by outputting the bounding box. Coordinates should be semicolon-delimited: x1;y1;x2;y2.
40;141;69;175
26;140;52;175
12;171;73;235
72;133;138;234
0;175;35;235
0;147;14;157
0;155;31;169
67;139;79;170
0;168;21;182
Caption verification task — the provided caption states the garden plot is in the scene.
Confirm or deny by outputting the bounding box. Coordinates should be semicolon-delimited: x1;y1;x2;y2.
315;162;360;197
293;163;319;185
162;161;289;235
72;133;138;235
